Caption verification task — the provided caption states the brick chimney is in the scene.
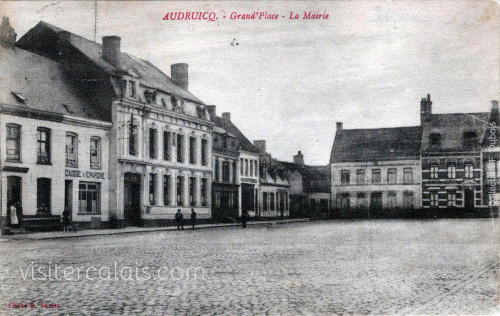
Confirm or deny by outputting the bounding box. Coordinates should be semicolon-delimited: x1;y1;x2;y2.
293;151;304;165
222;112;231;121
206;105;216;120
171;63;189;90
420;93;432;124
336;122;343;132
254;140;266;153
102;36;121;68
491;100;499;126
0;17;16;47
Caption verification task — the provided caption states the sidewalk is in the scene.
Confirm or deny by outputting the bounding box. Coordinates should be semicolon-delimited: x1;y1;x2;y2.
0;218;310;241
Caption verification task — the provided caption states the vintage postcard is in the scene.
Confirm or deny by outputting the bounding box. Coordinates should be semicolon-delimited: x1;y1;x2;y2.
0;0;498;315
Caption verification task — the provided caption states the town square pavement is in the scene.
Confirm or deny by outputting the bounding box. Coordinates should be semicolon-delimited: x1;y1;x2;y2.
0;220;498;315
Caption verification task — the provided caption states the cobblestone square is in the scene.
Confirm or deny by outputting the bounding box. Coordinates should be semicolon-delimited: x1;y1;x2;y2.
0;220;498;315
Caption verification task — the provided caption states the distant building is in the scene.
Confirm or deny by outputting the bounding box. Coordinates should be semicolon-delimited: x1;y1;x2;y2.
330;122;423;218
17;21;213;227
0;18;111;232
213;111;260;217
280;152;330;218
254;141;290;218
420;95;491;215
207;107;240;219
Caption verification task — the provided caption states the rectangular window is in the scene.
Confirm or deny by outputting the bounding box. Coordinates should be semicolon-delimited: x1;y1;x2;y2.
430;192;439;207
447;192;456;207
176;176;184;206
240;158;244;175
177;134;184;163
128;80;136;98
189;137;196;164
372;169;381;184
129;121;137;156
465;163;474;179
387;191;397;209
163;131;171;161
189;177;196;206
90;137;101;169
403;191;414;209
233;161;237;183
66;133;78;167
37;128;51;164
270;193;275;211
149;173;156;205
356;169;365;184
356;192;366;210
430;133;441;147
250;160;254;177
387;168;397;184
149;128;157;159
447;164;456;179
341;170;350;184
403;168;413;184
37;178;51;214
223;161;230;182
201;178;208;206
201;139;208;166
215;159;220;181
263;192;268;211
6;124;21;161
430;165;439;179
245;159;249;176
255;161;258;177
163;175;171;206
78;182;101;214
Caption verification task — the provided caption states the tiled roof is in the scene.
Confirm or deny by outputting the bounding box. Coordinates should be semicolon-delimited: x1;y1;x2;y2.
213;116;260;153
330;126;423;163
0;45;107;121
422;113;489;153
17;21;204;105
280;161;330;193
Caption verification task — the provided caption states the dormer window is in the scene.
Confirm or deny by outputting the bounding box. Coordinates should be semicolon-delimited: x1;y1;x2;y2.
11;92;26;103
430;133;441;147
128;81;136;98
463;131;477;148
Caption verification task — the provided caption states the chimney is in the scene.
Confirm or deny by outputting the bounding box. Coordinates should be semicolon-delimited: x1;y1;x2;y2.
293;151;304;166
102;36;121;68
420;93;433;125
336;122;343;131
222;112;231;121
171;63;189;90
0;16;16;47
206;105;216;120
491;100;499;125
254;140;266;153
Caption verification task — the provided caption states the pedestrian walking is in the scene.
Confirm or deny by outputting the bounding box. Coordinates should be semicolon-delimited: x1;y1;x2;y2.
191;209;197;230
241;210;248;228
175;209;184;230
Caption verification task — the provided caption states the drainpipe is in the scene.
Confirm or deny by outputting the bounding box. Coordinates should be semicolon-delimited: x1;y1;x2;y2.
0;106;5;235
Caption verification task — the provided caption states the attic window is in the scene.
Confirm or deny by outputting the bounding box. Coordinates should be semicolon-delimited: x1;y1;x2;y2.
430;133;441;147
62;104;74;114
11;92;27;103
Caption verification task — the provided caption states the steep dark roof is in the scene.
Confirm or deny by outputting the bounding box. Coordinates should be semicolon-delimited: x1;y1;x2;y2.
330;126;423;163
17;21;204;105
0;45;107;121
422;113;488;153
280;162;330;193
214;116;260;153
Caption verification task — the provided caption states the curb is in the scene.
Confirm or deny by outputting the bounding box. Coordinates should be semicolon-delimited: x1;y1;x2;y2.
1;219;310;241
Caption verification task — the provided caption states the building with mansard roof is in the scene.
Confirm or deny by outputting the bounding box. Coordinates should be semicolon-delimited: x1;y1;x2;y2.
16;20;214;227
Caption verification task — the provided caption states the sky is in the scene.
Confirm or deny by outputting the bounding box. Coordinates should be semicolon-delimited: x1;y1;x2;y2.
1;0;498;165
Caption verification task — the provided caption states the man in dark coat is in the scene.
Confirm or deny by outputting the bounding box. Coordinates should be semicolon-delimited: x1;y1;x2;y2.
175;209;184;230
190;209;197;230
241;210;248;228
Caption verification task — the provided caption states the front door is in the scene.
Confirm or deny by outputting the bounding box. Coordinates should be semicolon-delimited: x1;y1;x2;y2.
124;173;142;226
7;176;21;226
464;189;474;210
370;192;383;211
